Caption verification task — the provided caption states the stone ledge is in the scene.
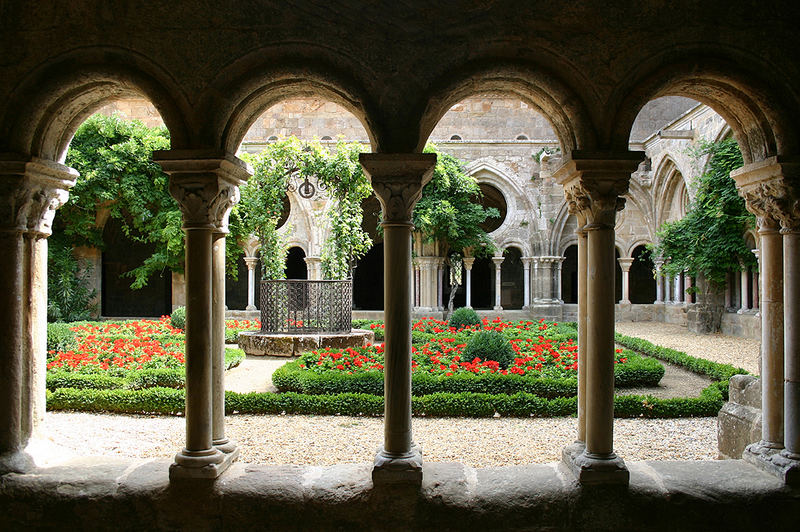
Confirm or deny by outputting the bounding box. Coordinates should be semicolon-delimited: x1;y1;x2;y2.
237;329;374;357
1;458;798;530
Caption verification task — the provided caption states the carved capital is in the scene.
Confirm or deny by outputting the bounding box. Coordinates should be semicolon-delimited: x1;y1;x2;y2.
359;153;436;225
617;257;634;272
554;151;643;230
731;156;800;232
154;150;250;231
0;155;77;235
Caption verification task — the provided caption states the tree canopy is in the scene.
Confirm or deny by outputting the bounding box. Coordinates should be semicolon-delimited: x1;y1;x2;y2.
651;137;755;290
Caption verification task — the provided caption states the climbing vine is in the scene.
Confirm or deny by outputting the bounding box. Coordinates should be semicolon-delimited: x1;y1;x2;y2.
651;137;755;291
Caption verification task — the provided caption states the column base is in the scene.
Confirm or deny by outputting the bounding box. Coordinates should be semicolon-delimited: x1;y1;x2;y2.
0;450;35;475
492;305;503;311
563;449;629;486
743;441;800;485
372;444;423;486
214;437;240;457
169;446;233;480
245;304;256;311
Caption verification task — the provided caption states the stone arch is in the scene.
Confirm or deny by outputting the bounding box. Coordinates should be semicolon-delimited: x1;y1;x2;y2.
550;202;576;257
200;49;379;154
417;62;597;153
465;158;535;242
608;51;800;164
0;46;191;163
652;156;689;227
625;238;654;260
496;237;531;258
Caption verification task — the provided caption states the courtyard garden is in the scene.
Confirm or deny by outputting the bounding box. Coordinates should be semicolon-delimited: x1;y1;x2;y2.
45;310;749;419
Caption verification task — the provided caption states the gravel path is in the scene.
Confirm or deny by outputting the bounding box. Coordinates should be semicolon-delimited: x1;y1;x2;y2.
38;322;755;467
615;322;760;374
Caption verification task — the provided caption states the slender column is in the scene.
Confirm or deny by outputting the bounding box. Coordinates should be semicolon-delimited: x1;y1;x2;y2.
618;258;633;304
522;257;533;308
155;149;249;480
532;257;540;302
436;258;445;310
413;262;420;308
653;259;664;303
673;275;681;304
492;256;504;311
539;257;555;301
554;151;643;485
576;225;588;443
738;261;750;313
244;257;258;310
0;158;75;474
360;153;435;484
555;257;565;302
684;273;693;305
733;157;800;484
463;257;474;308
753;248;761;311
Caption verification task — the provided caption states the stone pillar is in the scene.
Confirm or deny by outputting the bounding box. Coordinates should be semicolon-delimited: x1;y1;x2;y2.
738;262;750;313
492;256;504;311
684;273;693;305
463;257;474;308
360;153;435;484
576;225;588;444
555;257;565;302
0;157;75;474
244;256;259;310
554;151;643;485
672;275;681;304
733;157;800;484
155;149;249;480
522;257;533;308
532;257;540;302
753;248;761;311
304;256;322;281
436;258;445;310
212;231;237;457
653;258;664;303
539;257;556;302
618;258;633;304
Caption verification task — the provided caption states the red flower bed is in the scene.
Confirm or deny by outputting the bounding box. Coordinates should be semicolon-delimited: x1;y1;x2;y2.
47;317;185;372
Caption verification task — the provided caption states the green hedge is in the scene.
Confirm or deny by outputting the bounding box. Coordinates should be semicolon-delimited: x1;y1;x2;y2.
614;332;749;399
272;351;663;397
47;387;724;418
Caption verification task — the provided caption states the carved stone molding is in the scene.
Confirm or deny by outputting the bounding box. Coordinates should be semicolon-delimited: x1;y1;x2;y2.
553;152;644;230
153;150;250;231
731;156;800;232
359;154;436;224
0;156;77;235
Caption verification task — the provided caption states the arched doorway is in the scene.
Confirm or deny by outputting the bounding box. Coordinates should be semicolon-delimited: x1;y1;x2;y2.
501;247;524;309
285;246;308;279
470;256;494;309
353;244;384;310
561;245;578;304
629;245;656;304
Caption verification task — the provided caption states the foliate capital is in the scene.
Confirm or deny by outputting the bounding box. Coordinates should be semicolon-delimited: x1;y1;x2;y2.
359;153;436;225
154;150;250;231
0;155;77;236
731;157;800;232
554;151;644;230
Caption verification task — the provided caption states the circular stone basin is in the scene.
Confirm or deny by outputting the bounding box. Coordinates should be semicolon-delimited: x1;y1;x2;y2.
237;329;375;357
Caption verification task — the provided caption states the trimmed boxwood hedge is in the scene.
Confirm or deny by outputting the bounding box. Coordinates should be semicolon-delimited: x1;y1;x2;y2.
271;350;663;397
47;385;724;418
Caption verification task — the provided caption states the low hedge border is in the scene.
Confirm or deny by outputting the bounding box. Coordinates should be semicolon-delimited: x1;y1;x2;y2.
46;348;246;391
614;332;749;399
47;386;724;418
271;350;663;397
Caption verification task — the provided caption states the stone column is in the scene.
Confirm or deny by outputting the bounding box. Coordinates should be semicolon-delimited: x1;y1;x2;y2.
0;157;75;474
618;258;633;304
463;257;474;308
733;158;800;484
522;257;533;308
684;273;693;305
492;256;504;311
436;258;445;310
244;256;259;310
753;248;761;311
672;275;681;304
653;258;664;303
539;257;556;302
304;256;321;281
532;257;541;302
555;257;565;302
555;151;643;485
155;149;249;480
738;261;750;313
360;153;435;484
212;230;237;457
576;224;588;444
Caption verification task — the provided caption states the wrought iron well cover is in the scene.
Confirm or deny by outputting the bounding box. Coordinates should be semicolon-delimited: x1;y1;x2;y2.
260;279;352;334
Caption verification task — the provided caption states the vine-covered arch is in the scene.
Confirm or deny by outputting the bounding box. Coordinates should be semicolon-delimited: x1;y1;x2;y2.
0;47;191;163
607;51;800;165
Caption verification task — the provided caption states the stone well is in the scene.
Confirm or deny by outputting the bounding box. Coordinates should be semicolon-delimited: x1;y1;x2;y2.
237;279;374;357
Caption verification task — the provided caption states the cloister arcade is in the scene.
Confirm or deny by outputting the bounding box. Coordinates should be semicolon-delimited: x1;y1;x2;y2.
1;1;799;528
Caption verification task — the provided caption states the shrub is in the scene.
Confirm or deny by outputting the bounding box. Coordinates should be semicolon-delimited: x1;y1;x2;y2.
46;322;78;354
448;307;481;329
170;306;186;329
463;330;516;369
